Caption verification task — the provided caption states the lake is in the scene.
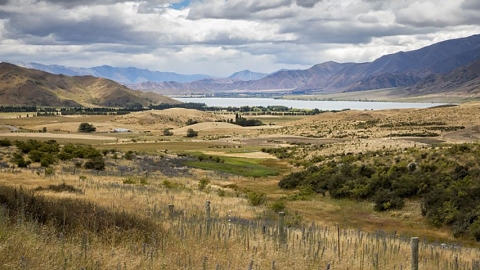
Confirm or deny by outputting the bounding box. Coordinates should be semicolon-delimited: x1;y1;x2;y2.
174;97;447;111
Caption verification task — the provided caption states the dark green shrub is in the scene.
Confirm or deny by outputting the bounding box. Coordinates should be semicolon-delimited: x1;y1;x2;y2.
373;189;404;211
0;138;11;147
124;150;134;160
78;122;96;133
84;156;105;170
186;128;198;138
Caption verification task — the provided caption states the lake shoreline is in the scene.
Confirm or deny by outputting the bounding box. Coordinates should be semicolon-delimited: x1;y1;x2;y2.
174;97;449;111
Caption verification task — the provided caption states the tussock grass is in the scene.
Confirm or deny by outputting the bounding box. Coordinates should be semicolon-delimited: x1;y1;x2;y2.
0;185;159;238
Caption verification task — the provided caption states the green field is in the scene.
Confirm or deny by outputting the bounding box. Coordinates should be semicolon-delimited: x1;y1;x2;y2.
185;155;280;177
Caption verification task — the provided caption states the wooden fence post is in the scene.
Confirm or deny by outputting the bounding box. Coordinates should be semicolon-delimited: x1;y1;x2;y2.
278;212;286;244
206;201;211;235
411;237;419;270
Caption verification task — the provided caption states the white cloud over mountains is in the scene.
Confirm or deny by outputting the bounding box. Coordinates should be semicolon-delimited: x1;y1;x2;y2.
0;0;478;76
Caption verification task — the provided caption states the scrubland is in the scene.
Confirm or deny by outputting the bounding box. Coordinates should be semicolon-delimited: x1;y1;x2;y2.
0;103;480;269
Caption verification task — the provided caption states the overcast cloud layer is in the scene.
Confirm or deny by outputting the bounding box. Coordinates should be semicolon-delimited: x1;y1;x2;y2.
0;0;479;76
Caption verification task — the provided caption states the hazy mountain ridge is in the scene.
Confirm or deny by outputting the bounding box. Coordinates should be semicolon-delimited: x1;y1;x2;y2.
228;70;269;81
0;63;179;107
12;62;212;84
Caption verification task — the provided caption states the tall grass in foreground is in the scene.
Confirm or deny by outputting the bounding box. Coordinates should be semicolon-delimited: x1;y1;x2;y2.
0;174;479;269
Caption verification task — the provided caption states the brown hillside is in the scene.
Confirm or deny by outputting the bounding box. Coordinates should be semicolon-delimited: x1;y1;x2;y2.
0;62;179;107
113;108;231;131
406;59;480;96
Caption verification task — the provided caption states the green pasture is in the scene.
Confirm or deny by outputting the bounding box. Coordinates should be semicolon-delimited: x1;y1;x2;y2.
185;155;280;177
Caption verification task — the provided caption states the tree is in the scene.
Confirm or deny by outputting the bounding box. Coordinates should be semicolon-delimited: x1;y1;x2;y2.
78;122;96;133
186;128;198;138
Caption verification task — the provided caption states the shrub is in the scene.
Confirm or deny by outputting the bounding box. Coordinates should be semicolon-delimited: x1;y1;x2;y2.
246;190;267;206
124;150;134;160
163;128;173;136
0;138;11;147
373;189;404;211
270;198;286;212
186;128;198;138
84;156;105;170
217;189;226;197
163;180;183;189
123;177;137;184
40;153;57;167
186;119;198;125
198;178;210;191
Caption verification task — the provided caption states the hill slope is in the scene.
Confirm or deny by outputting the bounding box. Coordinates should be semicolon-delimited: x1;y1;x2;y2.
406;59;480;96
0;62;179;107
133;34;480;95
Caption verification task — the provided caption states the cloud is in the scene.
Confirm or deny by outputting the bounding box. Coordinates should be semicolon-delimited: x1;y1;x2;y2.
187;0;293;20
462;0;480;10
0;0;478;77
394;1;465;28
3;3;156;45
295;0;321;8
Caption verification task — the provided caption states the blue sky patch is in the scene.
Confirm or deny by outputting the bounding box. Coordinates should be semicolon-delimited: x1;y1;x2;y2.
170;0;191;10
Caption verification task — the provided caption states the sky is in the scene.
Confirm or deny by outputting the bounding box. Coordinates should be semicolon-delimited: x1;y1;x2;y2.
0;0;479;77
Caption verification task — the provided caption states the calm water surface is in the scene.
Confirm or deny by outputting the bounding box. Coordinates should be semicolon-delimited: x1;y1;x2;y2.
174;97;447;111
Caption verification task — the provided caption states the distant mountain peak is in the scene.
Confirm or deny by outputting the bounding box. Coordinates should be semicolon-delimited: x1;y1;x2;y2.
228;70;269;81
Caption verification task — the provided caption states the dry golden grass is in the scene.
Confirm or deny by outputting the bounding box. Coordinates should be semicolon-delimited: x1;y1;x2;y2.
1;170;479;269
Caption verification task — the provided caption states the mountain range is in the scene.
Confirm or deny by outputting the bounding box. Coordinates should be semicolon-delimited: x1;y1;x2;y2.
4;34;480;100
12;62;214;84
130;34;480;95
0;63;179;107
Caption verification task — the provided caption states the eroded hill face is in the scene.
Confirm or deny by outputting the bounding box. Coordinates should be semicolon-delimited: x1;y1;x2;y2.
0;62;179;107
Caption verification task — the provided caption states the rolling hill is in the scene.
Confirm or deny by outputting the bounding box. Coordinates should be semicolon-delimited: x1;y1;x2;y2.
0;62;179;107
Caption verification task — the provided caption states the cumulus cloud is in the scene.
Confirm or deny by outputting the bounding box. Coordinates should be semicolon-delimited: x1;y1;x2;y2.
187;0;293;20
295;0;321;8
0;0;478;76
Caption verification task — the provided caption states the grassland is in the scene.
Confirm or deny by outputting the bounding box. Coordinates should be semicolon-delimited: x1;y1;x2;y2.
284;87;478;103
1;103;480;268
